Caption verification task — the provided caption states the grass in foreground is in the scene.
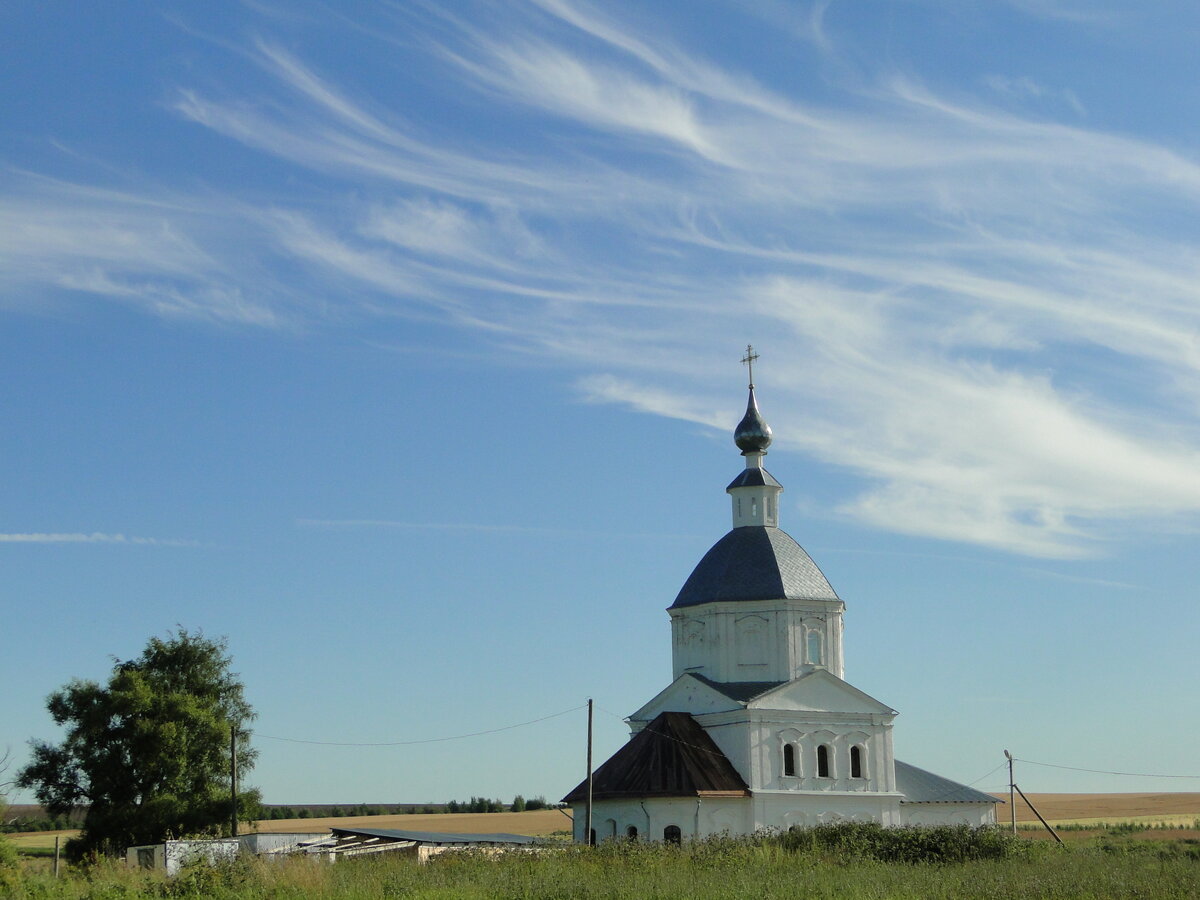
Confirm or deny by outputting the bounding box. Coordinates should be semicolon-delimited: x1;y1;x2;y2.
4;825;1200;899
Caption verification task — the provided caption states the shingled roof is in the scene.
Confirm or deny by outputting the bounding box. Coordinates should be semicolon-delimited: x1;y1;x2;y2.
562;711;749;802
670;526;839;609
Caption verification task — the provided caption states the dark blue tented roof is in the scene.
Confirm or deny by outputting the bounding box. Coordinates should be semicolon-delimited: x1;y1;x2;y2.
670;526;839;609
726;467;782;490
691;674;785;702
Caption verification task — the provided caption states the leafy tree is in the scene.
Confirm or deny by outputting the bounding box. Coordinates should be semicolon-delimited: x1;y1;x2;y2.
511;795;526;812
17;630;260;858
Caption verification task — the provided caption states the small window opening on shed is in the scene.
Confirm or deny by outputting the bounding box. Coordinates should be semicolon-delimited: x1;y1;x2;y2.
817;744;830;778
589;829;597;846
850;745;863;779
627;825;638;840
664;825;682;845
783;743;796;776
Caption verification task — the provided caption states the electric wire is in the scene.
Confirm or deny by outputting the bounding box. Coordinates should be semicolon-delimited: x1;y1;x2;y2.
254;703;586;747
1012;757;1200;779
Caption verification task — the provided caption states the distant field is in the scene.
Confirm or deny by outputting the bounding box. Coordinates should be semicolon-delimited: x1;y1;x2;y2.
8;831;77;851
992;792;1200;825
249;808;571;836
9;795;1200;853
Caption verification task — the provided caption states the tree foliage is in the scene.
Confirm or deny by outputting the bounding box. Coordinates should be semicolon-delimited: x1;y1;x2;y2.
17;630;260;857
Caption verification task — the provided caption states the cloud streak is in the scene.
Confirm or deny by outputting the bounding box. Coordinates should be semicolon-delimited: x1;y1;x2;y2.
7;1;1200;558
0;532;201;546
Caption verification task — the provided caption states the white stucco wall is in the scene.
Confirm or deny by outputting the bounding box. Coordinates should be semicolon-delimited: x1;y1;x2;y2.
696;707;894;796
572;797;754;844
670;599;846;683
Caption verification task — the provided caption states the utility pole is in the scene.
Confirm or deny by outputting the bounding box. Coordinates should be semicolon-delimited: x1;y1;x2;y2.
1004;749;1015;834
230;724;239;838
585;698;594;846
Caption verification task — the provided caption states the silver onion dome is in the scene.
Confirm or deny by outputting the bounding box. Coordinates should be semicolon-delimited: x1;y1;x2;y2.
734;385;773;454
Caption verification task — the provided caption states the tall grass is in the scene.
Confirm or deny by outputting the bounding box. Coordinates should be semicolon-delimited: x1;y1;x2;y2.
6;826;1200;899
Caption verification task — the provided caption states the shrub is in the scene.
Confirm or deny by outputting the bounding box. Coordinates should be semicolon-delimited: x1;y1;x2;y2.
774;822;1032;864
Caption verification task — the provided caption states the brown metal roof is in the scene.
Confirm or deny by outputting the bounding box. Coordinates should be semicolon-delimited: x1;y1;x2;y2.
562;711;749;803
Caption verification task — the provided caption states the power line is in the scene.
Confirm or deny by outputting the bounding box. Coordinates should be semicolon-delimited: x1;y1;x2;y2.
255;703;586;747
1013;757;1200;779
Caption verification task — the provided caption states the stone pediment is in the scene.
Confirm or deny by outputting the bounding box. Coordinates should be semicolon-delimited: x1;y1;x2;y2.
629;673;750;721
746;669;896;716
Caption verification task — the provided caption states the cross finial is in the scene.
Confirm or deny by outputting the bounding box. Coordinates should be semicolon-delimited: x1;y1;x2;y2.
741;344;759;388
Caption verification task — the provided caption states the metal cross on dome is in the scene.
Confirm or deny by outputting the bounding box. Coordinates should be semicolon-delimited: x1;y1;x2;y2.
741;344;759;388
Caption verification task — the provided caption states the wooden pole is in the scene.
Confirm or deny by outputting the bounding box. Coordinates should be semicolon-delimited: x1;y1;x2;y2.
230;724;239;838
1013;782;1063;845
53;835;60;878
585;698;593;846
1005;750;1016;834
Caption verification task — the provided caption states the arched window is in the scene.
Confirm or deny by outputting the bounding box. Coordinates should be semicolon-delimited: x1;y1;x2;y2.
752;498;758;518
817;744;830;778
664;825;682;845
783;743;796;777
626;825;638;840
850;745;863;779
807;630;823;666
606;818;617;839
588;828;597;846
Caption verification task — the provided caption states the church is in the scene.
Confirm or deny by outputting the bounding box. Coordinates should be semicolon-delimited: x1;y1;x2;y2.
565;353;998;842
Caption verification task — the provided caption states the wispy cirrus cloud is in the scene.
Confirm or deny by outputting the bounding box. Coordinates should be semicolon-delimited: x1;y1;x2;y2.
0;532;201;546
8;1;1200;558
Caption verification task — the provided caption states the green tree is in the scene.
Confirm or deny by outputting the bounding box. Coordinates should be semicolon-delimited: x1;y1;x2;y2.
17;630;260;858
511;794;526;812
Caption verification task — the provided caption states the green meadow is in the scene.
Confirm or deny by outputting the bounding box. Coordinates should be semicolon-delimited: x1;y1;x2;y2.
4;825;1200;899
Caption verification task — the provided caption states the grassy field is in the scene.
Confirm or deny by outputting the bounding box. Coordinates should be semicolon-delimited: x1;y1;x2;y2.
6;795;1200;898
4;825;1200;899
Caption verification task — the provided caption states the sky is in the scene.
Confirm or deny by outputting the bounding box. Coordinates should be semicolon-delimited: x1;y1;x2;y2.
4;0;1200;807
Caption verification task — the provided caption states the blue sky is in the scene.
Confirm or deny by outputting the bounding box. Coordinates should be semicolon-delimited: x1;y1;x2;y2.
4;0;1200;806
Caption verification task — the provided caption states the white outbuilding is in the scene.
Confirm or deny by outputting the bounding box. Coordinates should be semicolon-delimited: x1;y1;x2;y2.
565;356;998;841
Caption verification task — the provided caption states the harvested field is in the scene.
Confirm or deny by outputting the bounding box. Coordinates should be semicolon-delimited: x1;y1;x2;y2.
992;792;1200;824
248;808;571;836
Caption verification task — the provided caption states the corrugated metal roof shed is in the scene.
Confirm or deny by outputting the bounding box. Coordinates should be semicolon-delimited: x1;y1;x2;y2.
895;760;1001;805
329;827;542;845
563;711;749;802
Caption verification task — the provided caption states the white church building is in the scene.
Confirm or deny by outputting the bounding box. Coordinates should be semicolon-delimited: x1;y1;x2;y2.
565;358;998;842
